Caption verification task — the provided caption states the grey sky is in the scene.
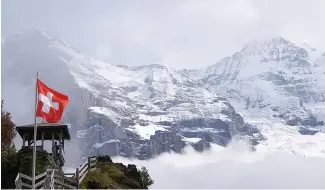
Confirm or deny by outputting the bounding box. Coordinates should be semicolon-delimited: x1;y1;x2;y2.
2;0;325;69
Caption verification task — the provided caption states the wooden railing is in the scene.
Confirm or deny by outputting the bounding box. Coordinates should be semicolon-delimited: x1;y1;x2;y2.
15;173;22;189
15;156;98;189
48;169;55;189
74;156;97;185
15;170;47;189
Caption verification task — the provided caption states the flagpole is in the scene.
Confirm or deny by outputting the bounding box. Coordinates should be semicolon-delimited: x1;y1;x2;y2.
32;70;39;189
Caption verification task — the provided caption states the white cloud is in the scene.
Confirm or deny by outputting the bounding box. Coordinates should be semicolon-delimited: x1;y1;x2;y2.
3;0;325;69
113;140;325;189
94;44;112;62
88;0;325;69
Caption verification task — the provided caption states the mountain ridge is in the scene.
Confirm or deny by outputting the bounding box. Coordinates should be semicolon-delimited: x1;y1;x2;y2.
2;26;324;160
181;35;325;130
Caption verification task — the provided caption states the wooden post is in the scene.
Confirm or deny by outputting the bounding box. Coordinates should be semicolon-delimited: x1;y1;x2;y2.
52;133;55;157
76;168;80;189
59;129;63;156
52;133;55;146
23;134;26;147
61;129;65;154
88;157;91;172
41;132;44;149
45;169;51;189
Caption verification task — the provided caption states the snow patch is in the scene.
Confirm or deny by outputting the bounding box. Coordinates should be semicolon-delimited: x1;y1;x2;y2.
88;107;121;124
247;118;325;158
91;139;120;149
182;137;202;143
125;124;169;140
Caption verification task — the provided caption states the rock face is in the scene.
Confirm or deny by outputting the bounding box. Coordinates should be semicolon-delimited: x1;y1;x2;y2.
181;37;325;131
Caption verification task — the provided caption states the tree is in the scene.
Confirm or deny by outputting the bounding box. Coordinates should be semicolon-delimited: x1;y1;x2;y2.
1;144;18;189
139;166;154;187
1;100;18;189
1;100;16;152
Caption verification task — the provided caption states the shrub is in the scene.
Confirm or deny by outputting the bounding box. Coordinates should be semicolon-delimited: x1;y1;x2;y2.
139;166;154;187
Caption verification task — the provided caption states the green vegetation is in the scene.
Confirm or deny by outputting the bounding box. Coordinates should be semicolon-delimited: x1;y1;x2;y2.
16;147;60;176
80;155;154;189
1;145;18;189
1;147;61;189
1;100;18;189
139;166;154;187
1;100;16;153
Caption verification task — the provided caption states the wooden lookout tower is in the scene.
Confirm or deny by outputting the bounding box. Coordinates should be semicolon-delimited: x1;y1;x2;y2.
14;123;98;189
15;123;71;167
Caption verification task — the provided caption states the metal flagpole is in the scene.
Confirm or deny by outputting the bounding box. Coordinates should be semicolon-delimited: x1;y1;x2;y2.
32;70;39;189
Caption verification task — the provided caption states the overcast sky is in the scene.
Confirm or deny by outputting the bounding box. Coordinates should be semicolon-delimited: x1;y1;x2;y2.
2;0;325;69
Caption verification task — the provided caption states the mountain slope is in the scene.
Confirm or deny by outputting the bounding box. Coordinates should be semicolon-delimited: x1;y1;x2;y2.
1;27;263;160
181;37;325;130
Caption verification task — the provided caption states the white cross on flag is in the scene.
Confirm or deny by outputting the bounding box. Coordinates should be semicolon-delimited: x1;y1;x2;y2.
36;79;69;123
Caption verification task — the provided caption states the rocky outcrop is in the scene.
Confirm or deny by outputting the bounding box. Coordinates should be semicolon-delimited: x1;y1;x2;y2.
84;111;263;160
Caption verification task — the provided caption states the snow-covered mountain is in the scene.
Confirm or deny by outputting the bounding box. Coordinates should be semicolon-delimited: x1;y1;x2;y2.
1;27;263;160
2;27;325;160
181;37;325;131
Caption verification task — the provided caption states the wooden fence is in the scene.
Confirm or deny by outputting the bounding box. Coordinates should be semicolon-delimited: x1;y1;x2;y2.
15;170;47;189
15;156;97;189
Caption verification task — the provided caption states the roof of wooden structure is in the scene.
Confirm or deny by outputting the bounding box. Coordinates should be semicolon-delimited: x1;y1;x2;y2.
15;123;71;141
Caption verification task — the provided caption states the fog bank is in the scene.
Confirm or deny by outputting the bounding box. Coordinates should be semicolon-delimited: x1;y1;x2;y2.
113;140;325;189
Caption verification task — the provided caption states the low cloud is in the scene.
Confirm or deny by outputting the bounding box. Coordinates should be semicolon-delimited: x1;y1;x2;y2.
113;140;325;189
3;0;325;69
94;44;112;63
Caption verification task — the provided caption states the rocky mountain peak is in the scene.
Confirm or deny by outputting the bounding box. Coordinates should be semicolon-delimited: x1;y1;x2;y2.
300;42;317;52
241;36;288;51
240;36;309;64
189;37;325;129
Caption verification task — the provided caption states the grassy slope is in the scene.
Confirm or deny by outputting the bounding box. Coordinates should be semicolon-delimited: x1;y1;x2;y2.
80;156;147;189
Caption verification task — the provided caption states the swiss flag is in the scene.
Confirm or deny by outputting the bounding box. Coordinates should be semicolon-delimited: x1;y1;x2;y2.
36;79;69;123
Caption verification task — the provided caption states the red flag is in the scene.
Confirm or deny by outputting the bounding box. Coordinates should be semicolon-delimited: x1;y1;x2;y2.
36;79;69;123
